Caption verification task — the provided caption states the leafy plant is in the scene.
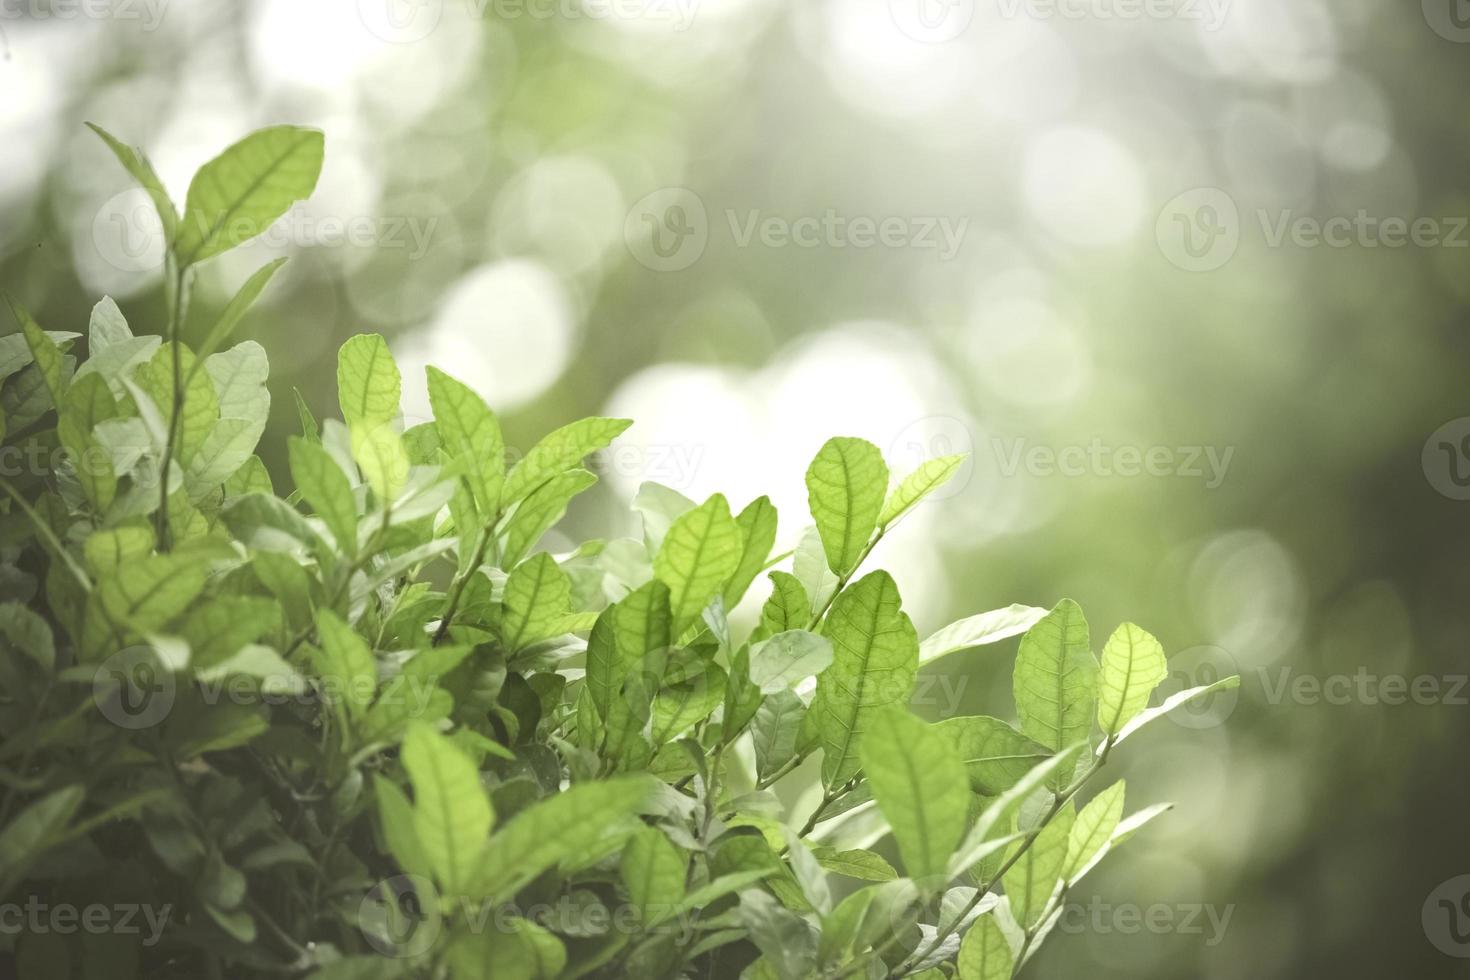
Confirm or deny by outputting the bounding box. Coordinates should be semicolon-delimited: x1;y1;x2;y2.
0;124;1239;979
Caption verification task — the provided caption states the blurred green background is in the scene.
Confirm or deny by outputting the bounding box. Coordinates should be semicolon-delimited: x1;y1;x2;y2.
3;0;1468;976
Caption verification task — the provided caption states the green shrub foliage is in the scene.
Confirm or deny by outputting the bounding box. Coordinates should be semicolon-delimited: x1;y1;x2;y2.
0;125;1239;979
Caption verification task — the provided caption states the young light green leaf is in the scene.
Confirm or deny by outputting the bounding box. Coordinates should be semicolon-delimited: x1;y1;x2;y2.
500;553;572;652
1097;623;1169;736
193;258;287;363
499;469;598;568
810;846;897;882
501;416;632;508
805;437;888;577
401;721;493;896
632;481;696;554
1001;802;1074;929
175;125;324;265
86;122;180;245
315;610;377;718
447;919;565;980
621;826;687;923
860;705;969;888
751;688;805;782
761;571;811;635
427;365;504;516
350;423;409;505
204;340;270;423
934;716;1053;796
184;419;260;498
373;777;432;882
724;495;778;609
811;570;918;788
956;915;1014;980
739;890;819;980
652;493;742;634
1013;599;1097;789
6;297;65;408
470;776;655;902
1063;779;1125;883
1111;675;1241;749
97;553;209;637
949;745;1083;879
337;334;401;430
879;453;965;528
1069;802;1174;886
288;436;358;552
919;604;1049;666
748;629;833;694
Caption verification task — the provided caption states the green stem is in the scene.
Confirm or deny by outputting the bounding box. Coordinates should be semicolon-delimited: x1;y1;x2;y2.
155;256;189;551
433;520;497;645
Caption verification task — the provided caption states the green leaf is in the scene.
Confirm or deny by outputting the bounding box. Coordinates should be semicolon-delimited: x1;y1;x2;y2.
175;125;324;265
919;604;1049;666
288;436;358;552
502;416;632;508
499;469;597;568
500;553;572;652
860;705;969;888
934;716;1052;796
621;826;687;923
373;777;432;882
879;452;965;528
447;919;565;980
751;688;805;782
1013;599;1097;788
1063;779;1125;883
650;666;726;746
748;629;833;694
949;745;1083;879
1097;623;1168;736
193;258;287;362
724;495;778;608
632;481;696;554
1002;802;1074;928
652;493;742;634
739;890;818;980
315;610;377;718
204;340;271;424
760;571;810;635
134;343;219;465
956;915;1014;980
185;418;260;498
6;296;65;408
805;436;888;576
810;846;897;882
811;570;918;788
0;785;85;893
588;579;671;719
86;123;180;245
97;553;209;637
427;365;505;516
1112;675;1241;748
401;721;493;896
351;423;410;505
470;776;655;901
337;334;401;430
0;602;55;673
177;596;280;670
